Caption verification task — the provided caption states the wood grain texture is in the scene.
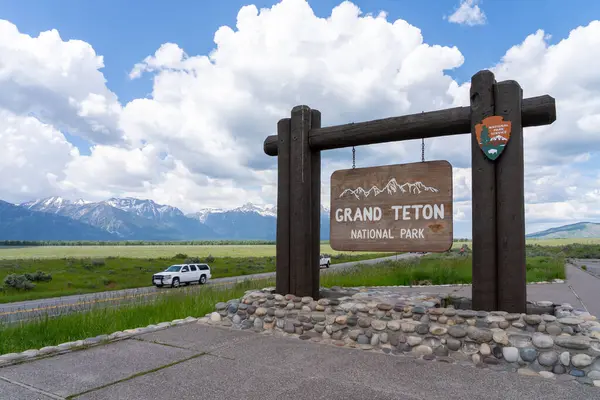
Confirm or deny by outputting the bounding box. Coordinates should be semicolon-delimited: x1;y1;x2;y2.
263;95;556;156
329;161;453;252
275;118;291;295
470;70;498;312
289;105;317;298
310;109;322;297
495;80;527;313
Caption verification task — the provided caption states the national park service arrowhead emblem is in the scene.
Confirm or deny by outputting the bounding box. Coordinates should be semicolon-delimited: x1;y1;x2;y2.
475;116;512;161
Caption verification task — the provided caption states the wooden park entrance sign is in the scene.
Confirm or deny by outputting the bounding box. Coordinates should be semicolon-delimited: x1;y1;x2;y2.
262;70;556;313
330;161;453;252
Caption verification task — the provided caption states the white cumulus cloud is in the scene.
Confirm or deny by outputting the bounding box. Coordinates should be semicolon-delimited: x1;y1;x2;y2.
0;20;124;145
446;0;487;26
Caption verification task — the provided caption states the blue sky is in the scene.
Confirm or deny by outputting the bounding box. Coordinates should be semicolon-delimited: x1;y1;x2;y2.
1;0;599;238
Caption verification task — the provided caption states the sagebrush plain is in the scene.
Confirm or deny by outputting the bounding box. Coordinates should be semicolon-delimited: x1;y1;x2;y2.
1;238;599;259
0;243;391;260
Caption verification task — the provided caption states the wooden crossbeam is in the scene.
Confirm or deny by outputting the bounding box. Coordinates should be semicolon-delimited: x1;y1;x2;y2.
263;95;555;156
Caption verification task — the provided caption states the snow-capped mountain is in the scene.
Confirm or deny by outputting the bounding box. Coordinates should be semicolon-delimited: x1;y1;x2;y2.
105;197;184;220
0;200;117;241
186;208;225;223
188;202;329;240
20;197;216;240
339;178;439;200
22;196;71;213
234;203;277;218
10;197;332;241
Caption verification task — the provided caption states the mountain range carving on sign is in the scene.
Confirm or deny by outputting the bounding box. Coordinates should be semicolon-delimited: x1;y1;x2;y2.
339;178;439;200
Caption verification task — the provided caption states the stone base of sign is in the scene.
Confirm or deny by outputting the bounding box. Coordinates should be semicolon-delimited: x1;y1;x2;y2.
200;286;600;389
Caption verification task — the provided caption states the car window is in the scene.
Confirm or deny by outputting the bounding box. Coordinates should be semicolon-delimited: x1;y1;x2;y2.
190;265;197;271
165;265;181;272
182;266;189;272
199;265;208;270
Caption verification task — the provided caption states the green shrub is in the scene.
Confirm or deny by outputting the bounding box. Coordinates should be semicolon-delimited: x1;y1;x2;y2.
3;274;35;290
82;281;98;289
174;253;188;259
100;277;115;286
205;254;215;263
185;257;202;263
582;265;588;271
24;271;52;282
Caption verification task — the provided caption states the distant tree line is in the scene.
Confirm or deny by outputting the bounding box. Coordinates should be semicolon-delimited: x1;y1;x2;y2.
0;240;277;247
0;238;472;247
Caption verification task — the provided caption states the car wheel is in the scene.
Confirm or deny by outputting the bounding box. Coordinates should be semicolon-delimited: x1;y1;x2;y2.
171;278;180;288
199;275;207;285
155;284;163;288
326;262;330;268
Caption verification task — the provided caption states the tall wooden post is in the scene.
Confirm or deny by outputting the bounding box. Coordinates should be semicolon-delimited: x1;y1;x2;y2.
287;105;321;298
495;80;526;313
275;118;291;295
310;110;322;297
470;73;527;313
470;71;498;311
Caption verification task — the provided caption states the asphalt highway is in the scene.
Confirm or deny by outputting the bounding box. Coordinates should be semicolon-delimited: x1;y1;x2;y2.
0;252;424;324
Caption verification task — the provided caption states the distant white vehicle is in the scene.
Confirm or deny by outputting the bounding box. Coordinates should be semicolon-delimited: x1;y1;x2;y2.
152;263;212;288
319;254;331;268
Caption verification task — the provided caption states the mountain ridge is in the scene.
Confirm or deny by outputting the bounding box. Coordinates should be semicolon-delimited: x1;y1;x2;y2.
6;196;331;241
0;200;119;241
526;222;600;239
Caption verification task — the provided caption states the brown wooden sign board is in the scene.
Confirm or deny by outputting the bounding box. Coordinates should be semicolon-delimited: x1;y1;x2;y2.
330;160;453;252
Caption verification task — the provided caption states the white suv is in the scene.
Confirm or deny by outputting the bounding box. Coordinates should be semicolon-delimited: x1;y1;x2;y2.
319;254;331;268
152;263;212;288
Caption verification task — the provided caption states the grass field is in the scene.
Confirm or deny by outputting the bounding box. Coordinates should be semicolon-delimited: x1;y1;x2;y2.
0;252;567;354
0;251;391;303
1;238;596;259
321;254;566;288
451;238;600;249
0;244;398;260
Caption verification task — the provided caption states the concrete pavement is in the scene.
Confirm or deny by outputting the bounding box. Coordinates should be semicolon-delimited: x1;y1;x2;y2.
0;253;422;324
372;262;599;315
0;323;597;399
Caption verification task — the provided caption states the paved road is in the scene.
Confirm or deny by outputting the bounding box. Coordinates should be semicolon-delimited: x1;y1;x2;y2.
566;259;600;318
0;322;596;399
0;253;423;324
